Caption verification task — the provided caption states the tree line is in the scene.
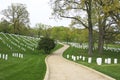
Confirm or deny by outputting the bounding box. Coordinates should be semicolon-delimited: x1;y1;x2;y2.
34;23;120;47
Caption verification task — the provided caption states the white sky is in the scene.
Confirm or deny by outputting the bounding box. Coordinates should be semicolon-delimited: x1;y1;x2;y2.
0;0;71;27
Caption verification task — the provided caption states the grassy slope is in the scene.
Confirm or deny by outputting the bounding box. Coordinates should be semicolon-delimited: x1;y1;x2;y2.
0;54;46;80
0;33;62;80
63;46;120;80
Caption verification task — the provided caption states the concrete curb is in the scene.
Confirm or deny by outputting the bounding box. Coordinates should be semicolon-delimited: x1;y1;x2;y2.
61;56;116;80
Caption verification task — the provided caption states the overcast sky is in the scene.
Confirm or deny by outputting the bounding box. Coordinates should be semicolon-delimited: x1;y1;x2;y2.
0;0;71;27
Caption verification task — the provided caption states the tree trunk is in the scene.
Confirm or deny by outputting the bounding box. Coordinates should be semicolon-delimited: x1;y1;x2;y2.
98;16;106;54
13;23;16;34
88;0;93;56
98;26;104;54
88;26;93;56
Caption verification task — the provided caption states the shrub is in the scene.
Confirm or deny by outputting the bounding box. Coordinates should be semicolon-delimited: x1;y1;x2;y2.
37;37;56;54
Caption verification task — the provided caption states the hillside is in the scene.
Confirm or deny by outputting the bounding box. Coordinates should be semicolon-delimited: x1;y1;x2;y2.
0;32;46;80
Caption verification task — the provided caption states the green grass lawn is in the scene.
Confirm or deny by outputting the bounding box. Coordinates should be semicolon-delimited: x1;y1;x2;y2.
63;46;120;80
0;32;63;80
0;53;46;80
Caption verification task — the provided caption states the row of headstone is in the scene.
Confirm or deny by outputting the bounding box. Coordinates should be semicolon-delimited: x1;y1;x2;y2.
24;40;35;48
22;38;36;49
9;34;20;43
66;42;120;53
67;54;118;65
1;31;37;41
27;46;35;51
0;54;8;60
22;37;32;44
0;33;8;44
11;37;33;51
3;34;28;51
104;46;120;51
96;58;118;65
8;40;27;51
1;32;36;52
1;33;18;50
14;32;37;44
9;35;28;51
0;53;24;60
70;55;87;62
2;32;9;39
104;48;120;53
2;32;34;47
12;53;24;58
20;39;36;50
66;42;88;49
21;47;26;51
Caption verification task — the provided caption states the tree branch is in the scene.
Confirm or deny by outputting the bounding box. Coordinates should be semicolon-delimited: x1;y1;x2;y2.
60;15;88;28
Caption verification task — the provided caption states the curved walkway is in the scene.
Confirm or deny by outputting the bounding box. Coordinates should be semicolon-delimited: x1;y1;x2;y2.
44;44;115;80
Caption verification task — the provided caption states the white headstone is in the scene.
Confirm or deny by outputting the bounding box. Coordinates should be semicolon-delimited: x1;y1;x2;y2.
2;54;5;59
82;56;85;61
114;58;118;64
21;54;23;58
88;57;92;63
72;55;74;60
77;56;79;60
67;54;69;58
107;58;111;64
96;58;102;65
73;56;76;61
0;54;1;58
105;58;108;64
79;56;82;59
12;53;14;57
5;54;8;60
16;53;18;57
14;53;16;57
19;53;21;58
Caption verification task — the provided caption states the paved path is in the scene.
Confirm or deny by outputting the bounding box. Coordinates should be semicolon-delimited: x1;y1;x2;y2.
44;44;115;80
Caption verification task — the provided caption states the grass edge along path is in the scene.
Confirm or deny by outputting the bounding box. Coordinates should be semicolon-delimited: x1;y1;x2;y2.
63;46;120;80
